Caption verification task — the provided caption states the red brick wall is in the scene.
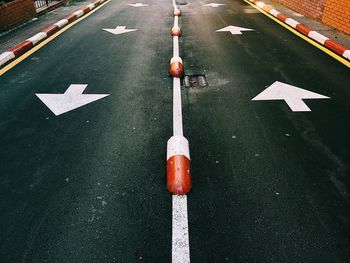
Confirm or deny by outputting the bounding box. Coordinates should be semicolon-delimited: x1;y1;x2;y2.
274;0;326;20
322;0;350;35
274;0;350;35
0;0;37;32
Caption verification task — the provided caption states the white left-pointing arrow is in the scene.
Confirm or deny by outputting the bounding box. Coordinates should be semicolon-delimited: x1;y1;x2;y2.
216;25;254;35
36;84;110;116
102;26;138;35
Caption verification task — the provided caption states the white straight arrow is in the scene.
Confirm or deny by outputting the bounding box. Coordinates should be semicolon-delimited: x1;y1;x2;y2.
203;3;225;7
216;25;254;35
252;81;330;112
36;84;110;116
102;26;138;35
128;3;148;7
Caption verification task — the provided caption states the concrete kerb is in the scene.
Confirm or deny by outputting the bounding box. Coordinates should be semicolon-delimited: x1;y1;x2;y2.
0;0;107;68
248;0;350;61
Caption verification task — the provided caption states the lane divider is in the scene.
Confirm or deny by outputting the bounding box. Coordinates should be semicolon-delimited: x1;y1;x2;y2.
245;0;350;66
167;0;191;195
168;1;191;263
0;0;108;68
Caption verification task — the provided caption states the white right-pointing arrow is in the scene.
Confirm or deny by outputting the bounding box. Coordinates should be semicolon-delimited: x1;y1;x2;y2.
216;25;254;35
252;81;330;112
36;84;110;116
102;26;138;35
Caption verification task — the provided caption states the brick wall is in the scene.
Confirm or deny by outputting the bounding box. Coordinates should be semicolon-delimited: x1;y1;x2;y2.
322;0;350;35
274;0;326;20
0;0;37;32
274;0;350;35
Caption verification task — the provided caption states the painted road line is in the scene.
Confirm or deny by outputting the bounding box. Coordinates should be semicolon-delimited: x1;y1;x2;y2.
243;0;350;68
172;195;190;263
167;1;191;261
0;0;111;77
171;0;177;11
173;37;180;58
172;78;183;136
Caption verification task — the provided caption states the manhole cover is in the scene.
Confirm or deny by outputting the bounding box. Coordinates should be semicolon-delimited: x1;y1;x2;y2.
176;0;188;5
183;75;208;88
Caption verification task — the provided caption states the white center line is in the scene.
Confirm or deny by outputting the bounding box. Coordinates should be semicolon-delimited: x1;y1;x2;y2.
169;1;191;262
172;195;190;263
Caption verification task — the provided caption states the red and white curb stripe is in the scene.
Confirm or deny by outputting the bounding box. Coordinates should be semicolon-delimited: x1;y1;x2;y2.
248;0;350;61
168;0;191;262
0;0;107;68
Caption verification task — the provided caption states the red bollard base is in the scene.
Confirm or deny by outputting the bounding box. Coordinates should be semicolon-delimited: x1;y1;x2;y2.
171;26;182;37
169;57;184;78
167;155;191;194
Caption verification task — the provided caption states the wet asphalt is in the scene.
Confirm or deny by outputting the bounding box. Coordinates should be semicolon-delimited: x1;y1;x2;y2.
0;0;350;262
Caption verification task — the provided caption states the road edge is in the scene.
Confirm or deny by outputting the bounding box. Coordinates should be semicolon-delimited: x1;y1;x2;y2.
244;0;350;68
0;0;109;69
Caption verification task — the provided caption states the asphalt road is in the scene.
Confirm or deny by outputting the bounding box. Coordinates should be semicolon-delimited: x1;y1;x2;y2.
0;0;350;262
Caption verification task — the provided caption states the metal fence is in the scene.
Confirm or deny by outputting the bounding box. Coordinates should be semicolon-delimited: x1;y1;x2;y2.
34;0;54;9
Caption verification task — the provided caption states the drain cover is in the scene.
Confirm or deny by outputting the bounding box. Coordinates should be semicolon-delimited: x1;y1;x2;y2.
176;0;188;5
183;75;208;88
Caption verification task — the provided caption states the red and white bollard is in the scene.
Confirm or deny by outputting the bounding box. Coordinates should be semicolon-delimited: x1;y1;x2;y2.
171;26;182;37
167;136;191;194
169;56;184;78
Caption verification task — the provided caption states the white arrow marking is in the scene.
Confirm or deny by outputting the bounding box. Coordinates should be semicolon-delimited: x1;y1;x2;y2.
216;25;254;35
36;84;110;116
203;3;225;7
252;81;330;112
128;3;148;7
102;26;138;35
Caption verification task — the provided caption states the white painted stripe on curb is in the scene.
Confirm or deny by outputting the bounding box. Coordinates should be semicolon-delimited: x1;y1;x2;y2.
173;37;180;57
0;52;15;67
308;31;329;45
55;19;69;28
87;3;95;10
173;77;183;136
269;8;280;17
27;32;47;45
285;18;299;28
256;1;265;8
74;10;85;17
172;195;190;263
343;50;350;60
167;136;190;160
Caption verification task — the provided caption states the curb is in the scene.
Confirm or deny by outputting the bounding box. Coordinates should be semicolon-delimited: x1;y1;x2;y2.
248;0;350;61
0;0;107;68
